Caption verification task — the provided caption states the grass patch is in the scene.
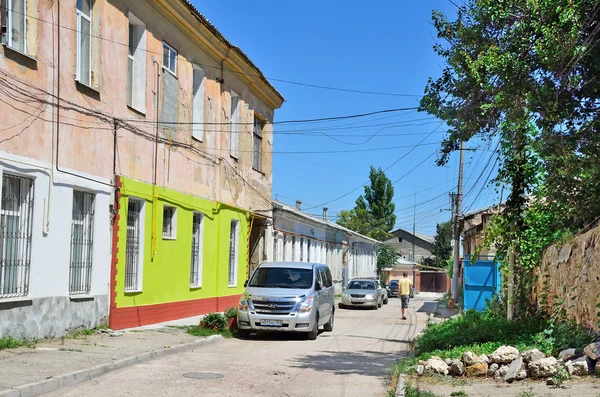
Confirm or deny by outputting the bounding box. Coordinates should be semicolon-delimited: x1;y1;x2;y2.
0;336;37;350
404;384;443;397
185;326;233;338
414;309;596;357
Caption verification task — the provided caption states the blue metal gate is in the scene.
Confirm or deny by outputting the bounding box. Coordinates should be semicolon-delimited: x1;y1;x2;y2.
463;255;501;311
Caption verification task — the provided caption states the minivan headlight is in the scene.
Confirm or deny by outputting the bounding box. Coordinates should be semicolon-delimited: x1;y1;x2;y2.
365;294;375;300
238;297;250;311
297;296;314;313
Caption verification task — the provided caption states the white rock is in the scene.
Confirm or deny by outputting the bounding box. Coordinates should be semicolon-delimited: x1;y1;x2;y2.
416;365;425;376
490;346;520;364
445;358;453;365
566;357;590;376
449;359;464;376
478;354;489;364
488;363;499;377
516;370;528;381
529;357;558;379
497;365;509;377
521;349;545;363
504;357;524;383
424;357;449;376
462;351;479;366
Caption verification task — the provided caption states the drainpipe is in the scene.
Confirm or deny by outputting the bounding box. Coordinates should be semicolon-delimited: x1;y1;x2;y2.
151;59;161;259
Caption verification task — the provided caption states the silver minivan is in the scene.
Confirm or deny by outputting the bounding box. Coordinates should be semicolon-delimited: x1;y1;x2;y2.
237;262;335;340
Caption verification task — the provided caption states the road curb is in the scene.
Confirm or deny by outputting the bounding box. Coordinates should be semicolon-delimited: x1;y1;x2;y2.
0;334;223;397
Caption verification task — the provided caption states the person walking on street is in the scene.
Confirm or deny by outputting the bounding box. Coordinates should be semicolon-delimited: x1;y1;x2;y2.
398;272;413;320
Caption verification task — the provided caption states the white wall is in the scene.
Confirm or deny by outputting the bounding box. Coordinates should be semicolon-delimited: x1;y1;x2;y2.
0;151;111;299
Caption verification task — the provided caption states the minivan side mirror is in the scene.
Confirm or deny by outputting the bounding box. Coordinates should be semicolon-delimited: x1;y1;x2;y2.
244;280;248;288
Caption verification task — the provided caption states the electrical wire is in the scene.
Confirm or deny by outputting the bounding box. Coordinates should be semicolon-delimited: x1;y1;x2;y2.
0;5;424;99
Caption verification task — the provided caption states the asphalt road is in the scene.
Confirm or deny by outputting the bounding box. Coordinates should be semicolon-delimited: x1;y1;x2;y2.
44;297;434;397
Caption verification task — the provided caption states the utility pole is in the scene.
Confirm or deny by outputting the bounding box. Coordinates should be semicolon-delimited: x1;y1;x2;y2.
452;142;464;301
412;192;416;262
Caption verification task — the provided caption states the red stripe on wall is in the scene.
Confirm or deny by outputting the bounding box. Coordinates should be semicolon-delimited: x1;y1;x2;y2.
110;294;242;330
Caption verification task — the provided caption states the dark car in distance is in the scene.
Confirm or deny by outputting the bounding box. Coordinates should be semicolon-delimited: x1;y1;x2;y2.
386;280;399;297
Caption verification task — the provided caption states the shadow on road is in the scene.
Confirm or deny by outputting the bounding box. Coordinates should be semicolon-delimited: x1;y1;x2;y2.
290;350;399;377
416;302;437;313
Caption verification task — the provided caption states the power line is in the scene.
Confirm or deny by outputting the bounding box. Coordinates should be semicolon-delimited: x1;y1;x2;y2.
301;123;445;211
0;5;423;99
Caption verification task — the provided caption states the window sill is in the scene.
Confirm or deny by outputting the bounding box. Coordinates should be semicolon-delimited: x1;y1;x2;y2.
228;285;237;288
76;80;101;99
190;285;202;290
0;296;32;303
162;235;177;241
2;44;37;69
69;295;94;302
252;167;265;176
127;104;146;117
230;155;239;161
3;44;37;62
124;289;143;294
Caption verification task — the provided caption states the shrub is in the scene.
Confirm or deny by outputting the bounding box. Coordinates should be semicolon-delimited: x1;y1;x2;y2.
413;309;596;357
199;312;227;331
224;307;237;319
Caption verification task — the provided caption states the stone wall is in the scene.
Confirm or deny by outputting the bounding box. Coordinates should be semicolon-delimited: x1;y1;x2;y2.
0;296;109;339
533;226;600;331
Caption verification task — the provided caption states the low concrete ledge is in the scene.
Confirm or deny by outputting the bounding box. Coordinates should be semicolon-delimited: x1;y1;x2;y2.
0;334;223;397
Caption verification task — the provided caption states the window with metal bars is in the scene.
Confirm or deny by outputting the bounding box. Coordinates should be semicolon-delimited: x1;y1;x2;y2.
0;174;34;298
125;198;142;291
190;212;203;287
162;205;176;239
228;219;239;286
69;190;95;295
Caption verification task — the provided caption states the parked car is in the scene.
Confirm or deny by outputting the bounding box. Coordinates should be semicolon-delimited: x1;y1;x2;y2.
237;262;335;340
387;280;399;297
364;277;389;305
339;278;385;309
377;280;389;305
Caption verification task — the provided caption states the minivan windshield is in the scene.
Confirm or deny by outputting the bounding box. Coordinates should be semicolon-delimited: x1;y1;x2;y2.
248;267;313;289
347;280;376;290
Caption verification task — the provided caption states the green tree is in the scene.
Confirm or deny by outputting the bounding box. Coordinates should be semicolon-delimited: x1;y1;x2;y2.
431;221;453;270
337;166;396;241
420;0;600;316
376;244;398;281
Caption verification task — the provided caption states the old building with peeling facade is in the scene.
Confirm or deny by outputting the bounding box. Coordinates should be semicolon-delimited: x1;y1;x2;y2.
0;0;283;337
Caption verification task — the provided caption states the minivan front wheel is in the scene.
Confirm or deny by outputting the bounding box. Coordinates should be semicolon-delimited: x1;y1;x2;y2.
324;311;334;332
307;315;319;340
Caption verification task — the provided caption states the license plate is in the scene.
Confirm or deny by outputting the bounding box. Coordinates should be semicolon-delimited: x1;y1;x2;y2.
260;319;283;327
351;300;364;304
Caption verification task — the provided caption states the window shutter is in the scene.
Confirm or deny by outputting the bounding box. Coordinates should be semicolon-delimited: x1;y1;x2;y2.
230;95;240;158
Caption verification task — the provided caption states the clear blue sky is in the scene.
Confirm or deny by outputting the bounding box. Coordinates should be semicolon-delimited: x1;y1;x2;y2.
194;1;499;236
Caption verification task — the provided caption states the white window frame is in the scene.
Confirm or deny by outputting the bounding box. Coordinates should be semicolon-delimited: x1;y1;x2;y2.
127;13;146;113
75;0;92;86
190;211;204;288
1;0;27;53
252;113;264;172
162;205;177;240
162;41;177;76
124;197;144;292
69;190;95;295
191;66;205;141
229;92;239;158
0;172;34;298
228;219;239;287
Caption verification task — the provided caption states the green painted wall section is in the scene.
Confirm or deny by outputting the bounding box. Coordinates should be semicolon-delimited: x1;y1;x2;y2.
115;177;249;308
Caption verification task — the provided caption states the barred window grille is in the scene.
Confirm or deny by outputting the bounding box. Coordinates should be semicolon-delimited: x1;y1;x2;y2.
162;205;176;238
69;191;95;295
228;219;239;286
190;212;203;287
125;199;142;291
0;174;34;298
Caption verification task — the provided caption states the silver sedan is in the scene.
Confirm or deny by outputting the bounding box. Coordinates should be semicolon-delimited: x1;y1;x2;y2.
339;279;384;309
